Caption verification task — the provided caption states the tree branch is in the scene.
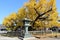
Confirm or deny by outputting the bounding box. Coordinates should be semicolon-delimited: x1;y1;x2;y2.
32;8;52;27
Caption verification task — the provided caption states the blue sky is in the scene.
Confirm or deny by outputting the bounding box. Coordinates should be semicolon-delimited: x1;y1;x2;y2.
0;0;60;24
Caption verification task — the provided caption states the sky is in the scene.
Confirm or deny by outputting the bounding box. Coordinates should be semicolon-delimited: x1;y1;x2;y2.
0;0;60;24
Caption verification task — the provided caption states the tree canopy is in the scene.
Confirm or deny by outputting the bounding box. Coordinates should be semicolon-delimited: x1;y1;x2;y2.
3;0;60;31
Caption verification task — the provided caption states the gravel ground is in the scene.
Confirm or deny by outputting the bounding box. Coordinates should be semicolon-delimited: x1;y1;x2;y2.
0;35;20;40
40;37;60;40
0;35;60;40
0;37;60;40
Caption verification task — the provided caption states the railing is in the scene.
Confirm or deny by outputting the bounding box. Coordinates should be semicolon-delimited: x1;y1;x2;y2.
1;30;55;37
29;30;53;35
7;31;24;37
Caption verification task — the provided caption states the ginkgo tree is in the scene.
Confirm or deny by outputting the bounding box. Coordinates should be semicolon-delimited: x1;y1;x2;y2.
3;13;18;31
24;0;58;29
3;0;60;31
